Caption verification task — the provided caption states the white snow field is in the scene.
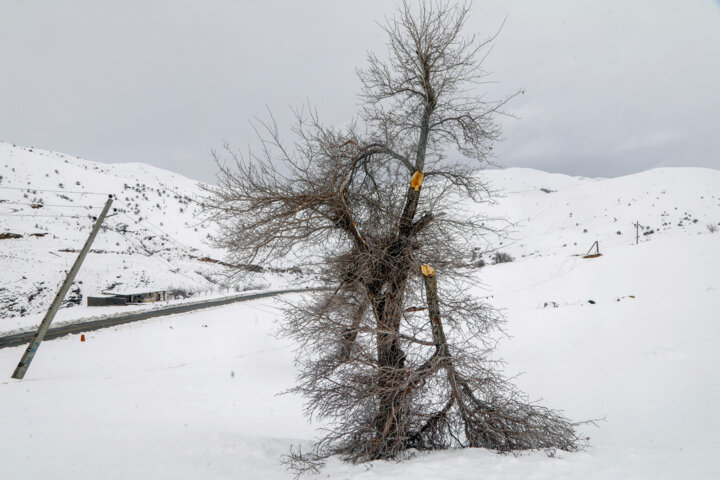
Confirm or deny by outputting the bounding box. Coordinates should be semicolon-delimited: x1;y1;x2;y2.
1;144;719;478
1;233;718;479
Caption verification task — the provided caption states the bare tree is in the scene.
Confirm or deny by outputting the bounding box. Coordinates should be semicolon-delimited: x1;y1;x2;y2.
204;0;581;466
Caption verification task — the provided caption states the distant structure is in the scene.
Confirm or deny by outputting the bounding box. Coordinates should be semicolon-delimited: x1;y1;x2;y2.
87;290;167;306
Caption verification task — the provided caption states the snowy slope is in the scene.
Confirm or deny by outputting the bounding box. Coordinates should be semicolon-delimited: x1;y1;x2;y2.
3;141;718;329
479;167;720;260
1;143;719;478
0;232;717;479
0;142;303;330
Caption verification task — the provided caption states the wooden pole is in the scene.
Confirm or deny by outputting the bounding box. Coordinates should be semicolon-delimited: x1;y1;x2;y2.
11;195;114;380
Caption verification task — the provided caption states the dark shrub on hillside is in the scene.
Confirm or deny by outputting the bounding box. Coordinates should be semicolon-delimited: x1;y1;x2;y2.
492;252;514;264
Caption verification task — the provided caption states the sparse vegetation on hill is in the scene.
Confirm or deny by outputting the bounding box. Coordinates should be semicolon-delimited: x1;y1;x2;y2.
492;252;514;264
0;142;304;321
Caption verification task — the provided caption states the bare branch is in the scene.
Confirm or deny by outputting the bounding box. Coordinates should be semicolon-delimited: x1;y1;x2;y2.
206;0;581;468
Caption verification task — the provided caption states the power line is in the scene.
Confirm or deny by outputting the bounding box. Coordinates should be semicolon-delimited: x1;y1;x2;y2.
111;226;202;285
0;201;100;209
117;210;195;256
0;185;110;195
0;213;87;219
154;181;204;206
114;200;199;256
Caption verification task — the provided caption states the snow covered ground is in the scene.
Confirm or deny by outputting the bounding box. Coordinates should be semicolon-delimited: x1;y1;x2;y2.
1;228;718;479
2;144;719;478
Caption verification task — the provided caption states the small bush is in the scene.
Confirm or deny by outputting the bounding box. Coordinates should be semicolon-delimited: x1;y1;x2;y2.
708;223;718;233
492;252;514;264
168;287;196;300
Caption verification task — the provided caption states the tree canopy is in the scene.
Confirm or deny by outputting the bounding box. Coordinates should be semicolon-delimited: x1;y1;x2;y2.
205;0;580;468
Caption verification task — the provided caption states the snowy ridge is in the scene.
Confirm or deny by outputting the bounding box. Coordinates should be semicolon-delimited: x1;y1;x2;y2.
0;141;301;329
479;166;720;260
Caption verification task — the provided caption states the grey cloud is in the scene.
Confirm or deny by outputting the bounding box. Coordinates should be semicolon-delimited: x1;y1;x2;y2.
1;0;718;183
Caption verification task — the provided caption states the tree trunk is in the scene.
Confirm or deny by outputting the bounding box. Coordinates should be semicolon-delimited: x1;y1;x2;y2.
369;87;435;457
368;249;413;457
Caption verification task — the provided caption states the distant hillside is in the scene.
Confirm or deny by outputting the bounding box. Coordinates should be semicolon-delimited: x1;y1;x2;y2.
478;167;720;261
2;141;718;327
0;141;301;324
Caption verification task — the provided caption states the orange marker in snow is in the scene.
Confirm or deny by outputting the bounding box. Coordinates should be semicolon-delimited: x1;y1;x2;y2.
80;334;85;342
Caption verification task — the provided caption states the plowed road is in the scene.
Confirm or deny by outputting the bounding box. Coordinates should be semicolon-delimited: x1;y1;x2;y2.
0;288;315;349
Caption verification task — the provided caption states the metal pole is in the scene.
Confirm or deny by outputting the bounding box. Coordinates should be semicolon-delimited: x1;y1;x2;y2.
11;195;114;379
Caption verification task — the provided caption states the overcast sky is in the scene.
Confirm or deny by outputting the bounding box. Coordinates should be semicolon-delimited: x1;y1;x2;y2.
1;0;719;183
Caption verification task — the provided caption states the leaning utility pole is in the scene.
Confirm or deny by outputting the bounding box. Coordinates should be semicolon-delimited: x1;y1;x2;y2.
12;195;114;380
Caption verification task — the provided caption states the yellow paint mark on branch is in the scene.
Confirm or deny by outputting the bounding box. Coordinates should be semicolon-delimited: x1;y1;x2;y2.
410;170;424;191
421;264;435;276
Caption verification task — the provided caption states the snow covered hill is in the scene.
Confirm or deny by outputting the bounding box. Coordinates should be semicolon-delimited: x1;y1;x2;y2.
0;218;718;479
0;141;302;331
479;166;720;260
2;140;719;330
1;142;719;478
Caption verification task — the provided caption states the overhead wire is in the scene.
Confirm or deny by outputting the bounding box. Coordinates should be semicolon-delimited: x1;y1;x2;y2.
111;227;202;286
0;198;103;219
1;190;217;291
138;215;197;253
1;182;229;290
0;213;87;219
154;181;203;205
0;185;111;196
1;178;242;293
112;202;289;299
104;201;207;285
0;201;100;209
114;201;198;257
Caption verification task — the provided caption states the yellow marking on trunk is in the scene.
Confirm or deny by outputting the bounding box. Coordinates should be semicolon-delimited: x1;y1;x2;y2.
410;170;424;191
421;264;435;276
